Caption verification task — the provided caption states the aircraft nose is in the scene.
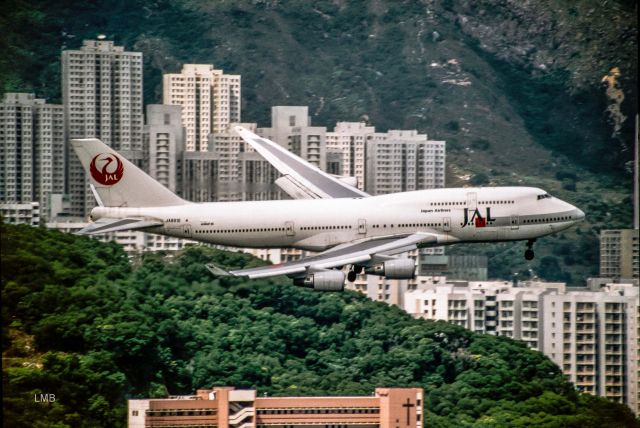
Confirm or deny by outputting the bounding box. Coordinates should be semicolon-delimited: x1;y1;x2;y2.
574;207;585;222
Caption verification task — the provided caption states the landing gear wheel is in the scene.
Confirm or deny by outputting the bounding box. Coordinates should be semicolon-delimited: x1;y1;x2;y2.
524;249;535;260
524;239;536;260
347;269;357;282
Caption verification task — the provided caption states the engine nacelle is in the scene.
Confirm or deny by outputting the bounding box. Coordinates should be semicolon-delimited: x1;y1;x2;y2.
293;270;345;291
364;258;416;279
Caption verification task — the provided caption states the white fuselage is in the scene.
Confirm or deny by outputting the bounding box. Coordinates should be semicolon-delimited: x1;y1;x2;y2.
91;187;584;251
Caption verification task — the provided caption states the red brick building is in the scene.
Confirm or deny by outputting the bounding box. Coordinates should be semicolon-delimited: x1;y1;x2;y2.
129;386;423;428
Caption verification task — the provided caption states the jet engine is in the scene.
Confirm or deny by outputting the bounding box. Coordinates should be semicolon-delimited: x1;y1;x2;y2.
364;258;416;279
293;270;345;291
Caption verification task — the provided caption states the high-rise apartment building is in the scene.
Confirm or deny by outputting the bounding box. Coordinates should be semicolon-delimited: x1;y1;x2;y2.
326;122;376;191
257;106;328;169
129;386;423;428
0;202;40;226
0;93;65;220
163;64;240;151
326;124;446;194
179;122;281;202
403;278;639;414
260;106;310;146
600;229;639;279
62;39;144;216
180;150;220;203
418;254;488;280
404;279;563;348
350;273;417;308
236;150;282;201
543;280;638;412
366;130;445;195
143;104;185;193
254;111;447;198
289;125;327;169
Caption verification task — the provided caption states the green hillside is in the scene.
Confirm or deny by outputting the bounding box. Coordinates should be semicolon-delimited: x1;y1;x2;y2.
0;0;636;283
2;223;638;427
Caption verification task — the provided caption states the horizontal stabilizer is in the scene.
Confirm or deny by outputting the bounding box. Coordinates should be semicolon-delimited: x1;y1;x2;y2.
76;217;163;235
205;264;231;277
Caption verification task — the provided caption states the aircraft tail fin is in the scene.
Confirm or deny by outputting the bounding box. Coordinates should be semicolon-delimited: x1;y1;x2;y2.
71;138;188;208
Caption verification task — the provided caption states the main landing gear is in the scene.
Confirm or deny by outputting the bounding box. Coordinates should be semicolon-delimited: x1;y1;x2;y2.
347;265;365;282
524;239;536;260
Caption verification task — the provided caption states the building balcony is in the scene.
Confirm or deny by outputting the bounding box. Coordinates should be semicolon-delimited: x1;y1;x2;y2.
576;309;595;315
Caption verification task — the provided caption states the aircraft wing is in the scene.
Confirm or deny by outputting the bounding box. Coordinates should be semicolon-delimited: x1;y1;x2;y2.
234;126;370;199
207;232;440;279
76;217;163;235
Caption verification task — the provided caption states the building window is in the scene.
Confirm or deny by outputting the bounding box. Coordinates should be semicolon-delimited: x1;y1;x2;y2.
132;410;138;416
289;115;296;126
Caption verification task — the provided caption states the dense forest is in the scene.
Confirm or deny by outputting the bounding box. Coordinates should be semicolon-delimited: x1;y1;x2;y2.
2;222;638;427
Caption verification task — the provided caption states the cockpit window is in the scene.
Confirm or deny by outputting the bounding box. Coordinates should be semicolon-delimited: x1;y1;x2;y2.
537;193;552;200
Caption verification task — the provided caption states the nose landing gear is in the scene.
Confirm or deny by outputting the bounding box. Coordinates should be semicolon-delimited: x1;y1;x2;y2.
524;239;536;260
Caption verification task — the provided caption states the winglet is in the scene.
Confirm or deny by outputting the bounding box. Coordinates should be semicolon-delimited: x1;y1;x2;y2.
234;126;369;199
205;263;232;277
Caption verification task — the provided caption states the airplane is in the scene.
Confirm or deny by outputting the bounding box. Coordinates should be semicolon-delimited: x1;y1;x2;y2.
71;126;585;291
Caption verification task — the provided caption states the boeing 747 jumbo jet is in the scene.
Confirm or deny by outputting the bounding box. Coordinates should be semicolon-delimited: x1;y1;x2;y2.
71;126;584;291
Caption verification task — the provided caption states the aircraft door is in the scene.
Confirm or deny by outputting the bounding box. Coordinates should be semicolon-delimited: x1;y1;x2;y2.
466;192;477;211
285;221;296;236
358;219;367;234
183;224;192;237
510;215;519;230
443;217;451;232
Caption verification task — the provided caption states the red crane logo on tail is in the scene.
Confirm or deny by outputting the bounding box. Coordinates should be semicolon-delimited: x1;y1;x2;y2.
90;153;124;185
